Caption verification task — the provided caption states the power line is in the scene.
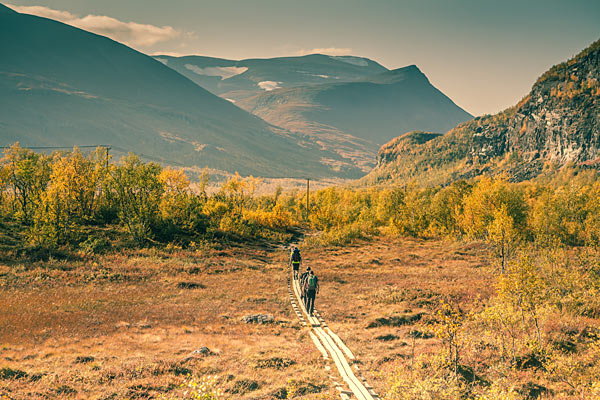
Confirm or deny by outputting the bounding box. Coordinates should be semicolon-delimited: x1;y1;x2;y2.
0;145;110;149
0;144;188;167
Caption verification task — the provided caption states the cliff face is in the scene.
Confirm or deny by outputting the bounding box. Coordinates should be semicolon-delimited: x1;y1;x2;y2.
367;39;600;186
472;39;600;165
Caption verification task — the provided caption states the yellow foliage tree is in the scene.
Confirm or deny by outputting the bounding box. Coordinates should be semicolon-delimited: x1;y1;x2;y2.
109;154;163;242
1;143;51;224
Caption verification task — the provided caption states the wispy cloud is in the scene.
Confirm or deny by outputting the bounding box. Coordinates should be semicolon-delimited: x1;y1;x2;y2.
295;47;353;56
7;4;180;48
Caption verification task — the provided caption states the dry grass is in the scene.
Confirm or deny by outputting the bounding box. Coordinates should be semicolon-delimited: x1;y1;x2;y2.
293;237;494;396
0;237;493;399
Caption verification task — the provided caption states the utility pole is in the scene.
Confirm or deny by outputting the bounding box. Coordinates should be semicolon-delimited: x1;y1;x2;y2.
306;178;310;221
105;146;110;171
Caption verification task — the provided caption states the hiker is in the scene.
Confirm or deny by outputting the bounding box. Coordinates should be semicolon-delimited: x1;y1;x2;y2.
299;266;311;302
290;246;302;280
304;270;319;316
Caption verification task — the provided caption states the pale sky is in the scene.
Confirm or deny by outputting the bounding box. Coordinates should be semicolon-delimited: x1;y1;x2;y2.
6;0;600;116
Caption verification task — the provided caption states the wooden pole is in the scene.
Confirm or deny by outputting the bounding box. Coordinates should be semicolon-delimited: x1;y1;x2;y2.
306;178;310;221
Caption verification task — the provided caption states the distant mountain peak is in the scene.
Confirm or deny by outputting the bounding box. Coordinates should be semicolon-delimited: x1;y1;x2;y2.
362;64;429;85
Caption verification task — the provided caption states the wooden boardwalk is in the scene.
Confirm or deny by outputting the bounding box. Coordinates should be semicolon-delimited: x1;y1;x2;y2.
287;274;379;400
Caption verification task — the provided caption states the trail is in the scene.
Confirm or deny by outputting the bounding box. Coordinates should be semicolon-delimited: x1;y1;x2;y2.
287;271;379;400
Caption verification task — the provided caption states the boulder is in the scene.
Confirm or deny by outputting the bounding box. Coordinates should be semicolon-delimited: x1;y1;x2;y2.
242;314;274;324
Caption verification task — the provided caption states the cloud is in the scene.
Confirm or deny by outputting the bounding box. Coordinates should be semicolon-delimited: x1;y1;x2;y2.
7;4;180;48
295;47;353;56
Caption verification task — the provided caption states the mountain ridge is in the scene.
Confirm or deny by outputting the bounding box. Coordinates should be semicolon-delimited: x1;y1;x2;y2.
152;53;389;103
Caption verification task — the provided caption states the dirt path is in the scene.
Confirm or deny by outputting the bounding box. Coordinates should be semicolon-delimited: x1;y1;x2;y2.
287;271;379;400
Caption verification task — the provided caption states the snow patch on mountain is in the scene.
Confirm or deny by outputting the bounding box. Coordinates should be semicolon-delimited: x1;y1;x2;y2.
330;56;369;67
155;58;168;65
258;81;281;91
184;64;248;80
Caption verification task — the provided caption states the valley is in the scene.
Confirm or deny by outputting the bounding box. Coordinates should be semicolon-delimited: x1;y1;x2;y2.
1;2;599;399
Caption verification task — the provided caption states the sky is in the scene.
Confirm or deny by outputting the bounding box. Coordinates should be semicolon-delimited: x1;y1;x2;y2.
6;0;600;116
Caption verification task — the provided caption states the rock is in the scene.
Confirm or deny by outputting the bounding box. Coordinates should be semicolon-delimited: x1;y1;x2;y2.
115;321;130;329
242;314;274;324
183;347;211;362
190;347;211;356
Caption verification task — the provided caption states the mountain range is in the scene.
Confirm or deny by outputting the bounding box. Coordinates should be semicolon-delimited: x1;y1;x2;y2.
0;3;362;178
0;2;477;179
366;39;600;186
152;54;388;102
159;54;473;172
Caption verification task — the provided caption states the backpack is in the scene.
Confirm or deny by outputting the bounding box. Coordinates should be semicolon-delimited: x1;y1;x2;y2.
307;275;317;290
292;248;301;262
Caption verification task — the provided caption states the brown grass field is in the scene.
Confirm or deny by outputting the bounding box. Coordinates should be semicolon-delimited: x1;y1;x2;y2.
0;237;492;399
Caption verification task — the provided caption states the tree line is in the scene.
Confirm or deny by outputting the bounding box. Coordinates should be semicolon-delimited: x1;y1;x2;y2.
2;144;599;256
0;144;294;251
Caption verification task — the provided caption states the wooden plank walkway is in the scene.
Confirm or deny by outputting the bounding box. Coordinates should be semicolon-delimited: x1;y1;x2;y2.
288;273;379;400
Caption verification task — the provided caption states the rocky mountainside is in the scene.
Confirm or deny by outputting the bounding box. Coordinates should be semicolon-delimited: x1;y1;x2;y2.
366;39;600;185
0;4;360;178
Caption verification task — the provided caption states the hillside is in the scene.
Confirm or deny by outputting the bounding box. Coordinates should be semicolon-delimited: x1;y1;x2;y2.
153;54;388;102
366;39;600;185
236;66;473;171
0;4;362;178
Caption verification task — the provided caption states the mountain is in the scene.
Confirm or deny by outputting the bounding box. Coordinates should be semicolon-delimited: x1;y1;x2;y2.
236;66;473;171
156;52;472;174
365;39;600;186
0;4;360;178
152;54;388;102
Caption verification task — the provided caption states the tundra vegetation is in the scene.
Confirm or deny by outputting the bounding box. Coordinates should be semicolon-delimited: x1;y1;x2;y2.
1;144;599;399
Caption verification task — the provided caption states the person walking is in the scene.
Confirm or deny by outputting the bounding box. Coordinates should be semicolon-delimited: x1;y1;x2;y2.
300;266;311;305
290;246;302;280
304;270;319;316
